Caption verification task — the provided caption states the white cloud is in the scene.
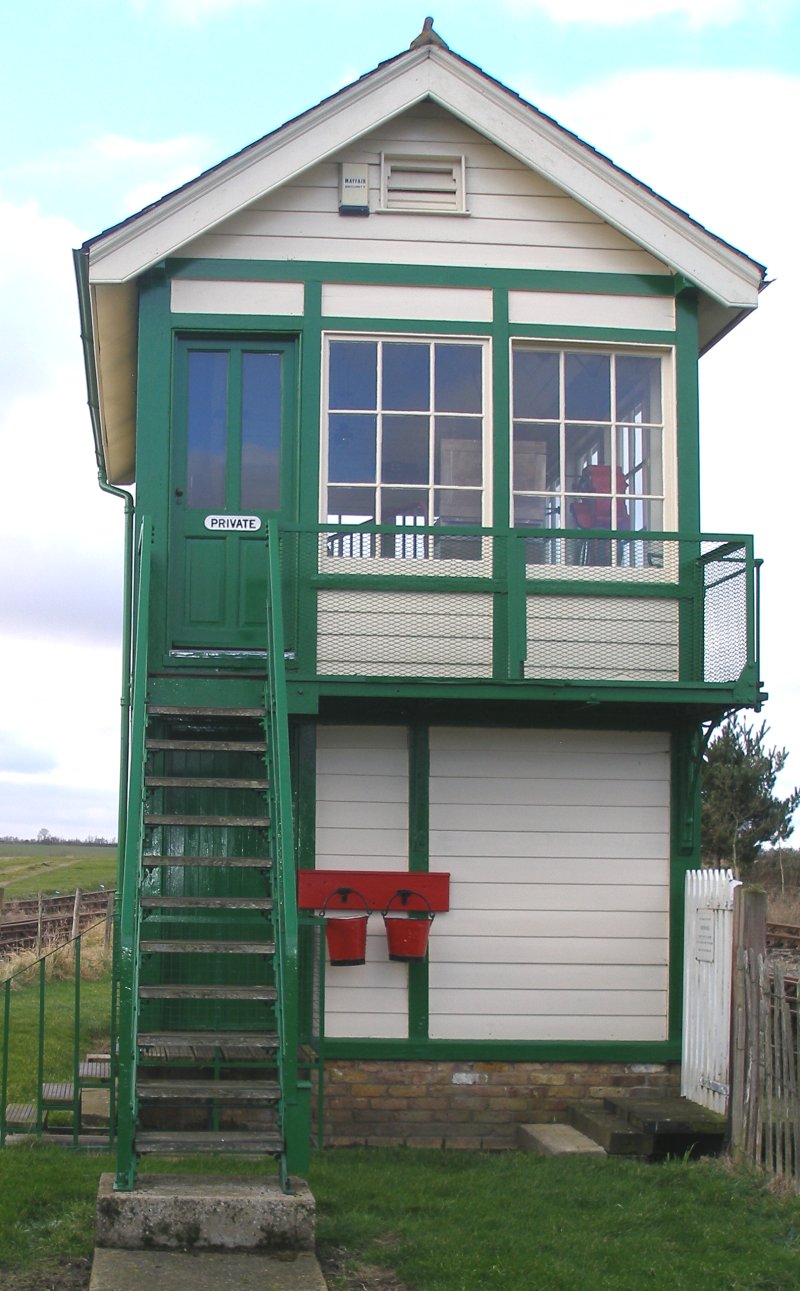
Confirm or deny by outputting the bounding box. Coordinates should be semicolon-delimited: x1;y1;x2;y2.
502;0;745;25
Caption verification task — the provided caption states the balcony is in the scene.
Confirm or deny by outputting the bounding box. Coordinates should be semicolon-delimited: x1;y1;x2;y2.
282;524;761;712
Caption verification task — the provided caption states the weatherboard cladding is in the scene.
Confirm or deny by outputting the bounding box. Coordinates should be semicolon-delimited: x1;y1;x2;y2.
181;102;666;277
316;726;670;1045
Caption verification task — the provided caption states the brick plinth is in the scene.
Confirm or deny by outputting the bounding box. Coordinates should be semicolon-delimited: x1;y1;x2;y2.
320;1061;680;1150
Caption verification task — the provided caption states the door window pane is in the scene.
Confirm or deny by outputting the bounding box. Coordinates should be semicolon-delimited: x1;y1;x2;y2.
241;351;281;511
186;350;228;508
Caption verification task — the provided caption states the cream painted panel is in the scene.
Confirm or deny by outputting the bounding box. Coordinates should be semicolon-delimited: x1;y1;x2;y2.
316;590;493;678
430;1016;667;1041
321;282;492;320
428;726;670;1042
430;962;667;990
316;726;409;1038
508;290;675;330
431;936;667;965
170;278;304;315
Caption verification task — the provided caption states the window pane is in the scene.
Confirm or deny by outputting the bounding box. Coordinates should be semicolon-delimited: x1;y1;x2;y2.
187;350;228;508
240;352;281;511
435;344;482;413
435;418;482;486
328;413;377;483
435;487;481;524
382;415;429;484
513;423;559;493
327;486;376;523
329;340;377;410
380;486;429;523
513;350;559;419
617;426;662;498
616;355;661;423
564;425;612;492
565;353;610;421
383;343;429;410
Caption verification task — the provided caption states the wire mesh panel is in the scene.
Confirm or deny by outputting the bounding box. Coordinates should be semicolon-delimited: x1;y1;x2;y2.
702;541;749;684
317;588;494;677
524;595;680;682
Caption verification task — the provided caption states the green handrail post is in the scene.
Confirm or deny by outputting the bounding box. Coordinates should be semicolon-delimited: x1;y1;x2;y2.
114;515;153;1191
72;936;82;1146
265;520;309;1185
1;981;9;1145
36;958;45;1134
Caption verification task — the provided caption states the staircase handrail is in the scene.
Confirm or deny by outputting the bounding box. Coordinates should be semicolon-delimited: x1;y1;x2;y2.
114;514;153;1188
264;520;302;1183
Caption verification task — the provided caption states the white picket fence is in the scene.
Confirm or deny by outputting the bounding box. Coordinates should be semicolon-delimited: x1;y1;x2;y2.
682;868;739;1114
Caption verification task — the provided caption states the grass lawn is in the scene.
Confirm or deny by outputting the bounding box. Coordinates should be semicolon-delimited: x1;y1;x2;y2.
0;844;117;899
0;1145;799;1290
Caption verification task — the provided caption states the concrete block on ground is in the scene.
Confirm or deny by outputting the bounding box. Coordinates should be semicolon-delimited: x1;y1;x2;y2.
95;1175;315;1252
516;1122;606;1157
89;1248;328;1291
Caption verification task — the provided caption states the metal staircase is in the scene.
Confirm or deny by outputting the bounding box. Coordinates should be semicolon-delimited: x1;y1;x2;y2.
114;519;308;1191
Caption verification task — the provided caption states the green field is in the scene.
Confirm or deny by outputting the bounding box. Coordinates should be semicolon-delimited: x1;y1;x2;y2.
0;845;117;900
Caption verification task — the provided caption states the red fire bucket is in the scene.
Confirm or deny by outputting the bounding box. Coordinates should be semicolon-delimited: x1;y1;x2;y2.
322;888;370;966
383;890;434;962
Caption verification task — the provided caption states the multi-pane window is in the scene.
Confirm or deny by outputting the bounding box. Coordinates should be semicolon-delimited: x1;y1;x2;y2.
324;337;487;548
511;346;666;565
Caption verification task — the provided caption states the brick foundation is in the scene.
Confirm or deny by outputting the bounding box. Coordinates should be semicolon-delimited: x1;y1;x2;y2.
320;1060;681;1149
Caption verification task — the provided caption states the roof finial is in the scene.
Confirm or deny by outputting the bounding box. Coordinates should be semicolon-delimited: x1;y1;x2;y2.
410;17;449;50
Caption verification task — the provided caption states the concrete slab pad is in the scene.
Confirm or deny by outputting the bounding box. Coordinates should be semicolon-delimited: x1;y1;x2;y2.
95;1174;315;1252
89;1247;328;1291
517;1122;606;1157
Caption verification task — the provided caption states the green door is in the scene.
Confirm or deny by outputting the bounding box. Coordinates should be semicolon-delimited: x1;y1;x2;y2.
169;336;296;652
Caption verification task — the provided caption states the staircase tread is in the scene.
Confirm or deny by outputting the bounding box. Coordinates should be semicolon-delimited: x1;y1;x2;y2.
41;1082;74;1103
141;939;275;954
137;1080;280;1101
145;777;270;789
148;706;264;718
147;739;267;752
139;984;277;1000
144;815;270;827
140;896;272;909
138;1030;278;1045
136;1130;283;1153
79;1061;111;1080
4;1103;37;1125
603;1095;727;1134
142;856;271;868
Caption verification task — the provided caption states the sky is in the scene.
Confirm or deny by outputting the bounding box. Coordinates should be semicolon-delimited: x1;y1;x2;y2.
0;0;798;839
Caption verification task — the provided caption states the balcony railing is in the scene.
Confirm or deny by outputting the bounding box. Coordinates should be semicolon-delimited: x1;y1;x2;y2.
282;524;760;705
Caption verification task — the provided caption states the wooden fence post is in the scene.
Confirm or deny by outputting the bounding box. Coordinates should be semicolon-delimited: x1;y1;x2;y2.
36;891;43;956
71;888;82;942
729;884;767;1161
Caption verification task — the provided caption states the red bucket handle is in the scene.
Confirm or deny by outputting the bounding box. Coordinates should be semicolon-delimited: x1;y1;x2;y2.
322;886;371;915
382;888;434;919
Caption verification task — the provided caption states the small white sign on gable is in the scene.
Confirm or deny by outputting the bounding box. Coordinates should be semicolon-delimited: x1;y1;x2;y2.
204;515;262;532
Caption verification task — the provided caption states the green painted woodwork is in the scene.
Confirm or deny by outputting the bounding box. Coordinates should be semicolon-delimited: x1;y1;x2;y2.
320;1038;682;1062
169;338;297;651
407;725;430;1043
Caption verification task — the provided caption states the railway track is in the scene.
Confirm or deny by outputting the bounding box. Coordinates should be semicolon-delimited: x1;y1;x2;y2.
0;890;114;955
766;922;800;952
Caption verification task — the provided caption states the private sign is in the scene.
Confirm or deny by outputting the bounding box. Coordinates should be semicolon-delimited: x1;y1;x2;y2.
203;515;262;531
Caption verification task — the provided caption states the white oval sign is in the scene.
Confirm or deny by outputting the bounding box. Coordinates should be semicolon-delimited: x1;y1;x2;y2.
204;515;262;532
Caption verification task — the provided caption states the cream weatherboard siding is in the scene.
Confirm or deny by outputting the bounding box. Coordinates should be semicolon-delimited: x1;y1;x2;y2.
181;102;669;278
524;597;680;683
316;725;410;1038
428;727;671;1042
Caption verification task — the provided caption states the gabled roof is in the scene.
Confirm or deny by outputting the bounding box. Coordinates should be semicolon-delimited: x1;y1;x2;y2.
76;28;766;485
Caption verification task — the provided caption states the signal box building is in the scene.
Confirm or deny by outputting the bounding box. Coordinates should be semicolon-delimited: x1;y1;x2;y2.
76;26;765;1187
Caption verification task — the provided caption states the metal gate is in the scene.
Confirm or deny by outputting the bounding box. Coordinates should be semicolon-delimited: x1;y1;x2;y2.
682;868;739;1114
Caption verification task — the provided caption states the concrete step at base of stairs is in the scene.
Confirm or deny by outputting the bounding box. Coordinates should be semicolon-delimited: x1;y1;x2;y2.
516;1122;606;1157
568;1101;654;1156
603;1095;726;1157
